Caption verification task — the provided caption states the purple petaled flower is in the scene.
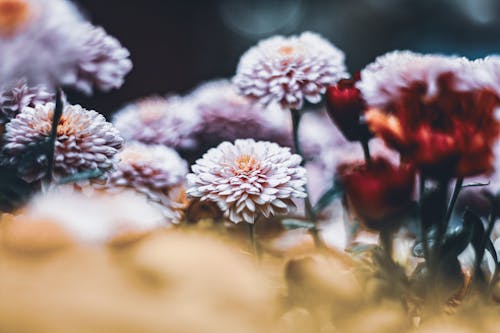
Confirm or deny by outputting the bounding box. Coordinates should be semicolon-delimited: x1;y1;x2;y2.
187;139;307;224
233;31;347;110
103;142;188;223
2;102;123;182
188;79;291;150
70;23;133;95
113;96;200;150
0;78;53;125
0;0;132;93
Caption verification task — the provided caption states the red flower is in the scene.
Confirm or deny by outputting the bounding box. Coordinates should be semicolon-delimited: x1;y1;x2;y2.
365;74;500;178
325;75;371;141
338;157;415;231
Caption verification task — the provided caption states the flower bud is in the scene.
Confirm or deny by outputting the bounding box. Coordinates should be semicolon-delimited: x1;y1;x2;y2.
325;75;371;141
337;157;415;231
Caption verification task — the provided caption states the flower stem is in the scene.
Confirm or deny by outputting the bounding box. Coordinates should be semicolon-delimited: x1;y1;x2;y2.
45;89;63;184
290;109;322;248
474;204;498;288
361;139;371;165
419;174;429;263
444;177;464;224
248;222;259;257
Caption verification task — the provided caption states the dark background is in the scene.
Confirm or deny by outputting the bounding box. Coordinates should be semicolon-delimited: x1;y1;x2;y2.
71;0;500;117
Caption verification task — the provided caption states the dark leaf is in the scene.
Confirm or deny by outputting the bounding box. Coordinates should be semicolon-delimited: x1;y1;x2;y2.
281;219;316;230
313;180;342;214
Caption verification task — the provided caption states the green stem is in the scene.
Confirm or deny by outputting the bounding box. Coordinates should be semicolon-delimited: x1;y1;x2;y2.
419;174;429;264
45;89;63;184
444;177;464;224
290;109;321;248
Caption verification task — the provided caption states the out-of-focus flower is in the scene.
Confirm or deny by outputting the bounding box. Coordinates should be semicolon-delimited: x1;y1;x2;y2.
188;79;291;150
187;139;307;224
0;78;53;125
0;0;131;93
358;51;500;177
337;157;415;231
2;102;123;183
2;189;165;245
233;31;347;110
103;142;188;223
325;75;371;141
0;0;30;36
70;23;132;95
113;96;199;150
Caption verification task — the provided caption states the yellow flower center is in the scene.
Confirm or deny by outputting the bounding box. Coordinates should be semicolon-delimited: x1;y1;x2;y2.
234;154;260;174
0;0;30;37
278;45;294;56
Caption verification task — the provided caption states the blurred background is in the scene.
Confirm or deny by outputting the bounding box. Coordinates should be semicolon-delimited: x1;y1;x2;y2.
71;0;500;116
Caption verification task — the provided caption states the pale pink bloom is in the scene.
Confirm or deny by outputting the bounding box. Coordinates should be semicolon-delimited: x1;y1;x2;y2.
356;50;500;108
233;31;347;110
103;142;188;223
113;96;200;150
0;0;131;93
188;79;291;149
187;139;307;224
0;78;53;125
2;102;123;182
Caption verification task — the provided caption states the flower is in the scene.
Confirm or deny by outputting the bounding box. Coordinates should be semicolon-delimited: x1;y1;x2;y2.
187;139;307;224
70;23;133;95
1;102;123;182
0;78;53;125
113;96;200;150
0;0;131;93
0;0;30;36
337;157;415;231
102;142;188;223
233;31;347;110
358;51;500;177
188;79;291;151
325;75;371;141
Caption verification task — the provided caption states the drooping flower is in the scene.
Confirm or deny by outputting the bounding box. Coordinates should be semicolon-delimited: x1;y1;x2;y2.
187;139;307;224
357;51;500;177
70;23;133;95
102;142;188;223
188;79;291;151
0;78;53;125
1;102;123;183
113;96;200;150
337;157;415;231
0;0;132;93
325;74;371;141
233;31;347;110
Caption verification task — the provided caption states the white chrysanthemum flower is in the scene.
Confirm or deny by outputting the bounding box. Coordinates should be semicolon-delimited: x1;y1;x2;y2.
2;102;123;183
18;189;165;244
0;0;131;93
356;50;500;108
103;142;188;223
187;139;307;224
233;31;347;110
113;96;200;150
0;78;53;125
70;23;133;95
188;79;291;149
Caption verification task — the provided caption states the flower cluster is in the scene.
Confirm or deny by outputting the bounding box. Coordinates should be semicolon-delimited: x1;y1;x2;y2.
358;51;500;177
187;139;307;224
233;31;347;109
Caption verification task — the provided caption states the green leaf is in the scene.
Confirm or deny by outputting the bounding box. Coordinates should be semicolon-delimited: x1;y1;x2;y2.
57;169;104;185
281;219;316;230
313;180;342;214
